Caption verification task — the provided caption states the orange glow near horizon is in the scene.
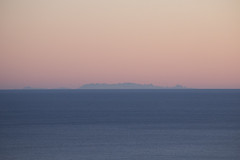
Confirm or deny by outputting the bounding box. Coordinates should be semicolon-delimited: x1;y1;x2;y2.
1;0;240;89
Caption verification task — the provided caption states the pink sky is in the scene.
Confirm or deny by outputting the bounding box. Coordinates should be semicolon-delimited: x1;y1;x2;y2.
1;0;240;89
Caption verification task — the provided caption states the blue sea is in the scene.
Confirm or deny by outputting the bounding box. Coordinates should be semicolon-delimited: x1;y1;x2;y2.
0;90;240;160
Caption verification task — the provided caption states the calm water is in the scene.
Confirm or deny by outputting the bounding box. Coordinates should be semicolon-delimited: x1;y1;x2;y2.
0;90;240;160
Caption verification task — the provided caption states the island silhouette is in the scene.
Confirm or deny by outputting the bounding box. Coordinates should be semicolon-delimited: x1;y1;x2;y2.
80;83;186;89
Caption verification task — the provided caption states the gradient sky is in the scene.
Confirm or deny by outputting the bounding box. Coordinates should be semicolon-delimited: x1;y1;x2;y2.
1;0;240;89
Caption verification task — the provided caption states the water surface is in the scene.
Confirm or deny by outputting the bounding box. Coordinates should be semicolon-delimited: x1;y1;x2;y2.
0;90;240;160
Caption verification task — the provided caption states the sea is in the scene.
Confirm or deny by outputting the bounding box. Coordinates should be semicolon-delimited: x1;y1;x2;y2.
0;89;240;160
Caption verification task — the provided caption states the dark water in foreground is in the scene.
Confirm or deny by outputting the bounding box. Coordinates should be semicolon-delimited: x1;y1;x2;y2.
0;89;240;160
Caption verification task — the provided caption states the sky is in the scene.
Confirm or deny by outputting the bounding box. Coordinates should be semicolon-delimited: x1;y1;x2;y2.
0;0;240;89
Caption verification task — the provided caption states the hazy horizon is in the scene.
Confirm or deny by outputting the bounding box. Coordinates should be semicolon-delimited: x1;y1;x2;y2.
1;0;240;89
1;82;240;90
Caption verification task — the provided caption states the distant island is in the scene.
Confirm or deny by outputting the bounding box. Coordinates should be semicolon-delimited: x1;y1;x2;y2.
80;83;187;89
